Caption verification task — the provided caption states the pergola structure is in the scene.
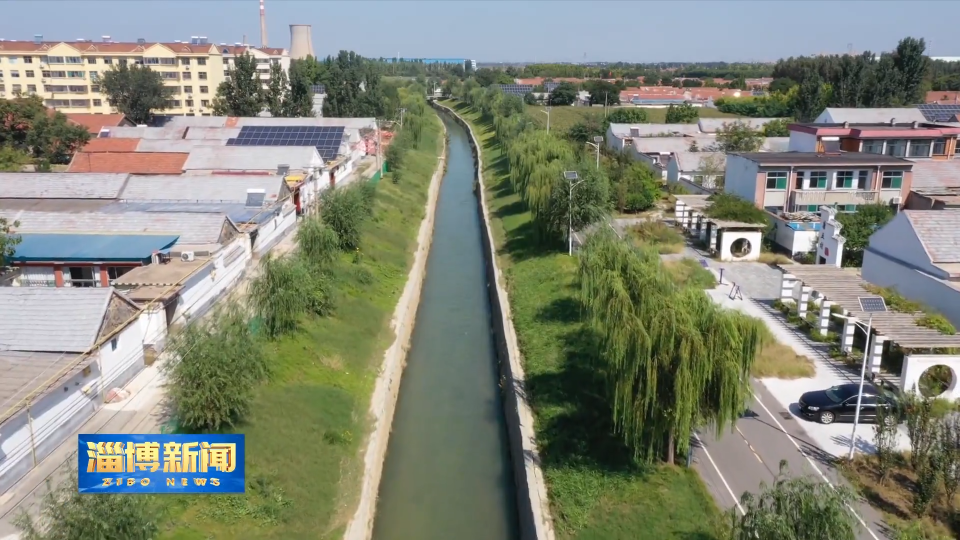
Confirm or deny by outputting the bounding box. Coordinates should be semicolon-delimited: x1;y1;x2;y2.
777;265;960;397
674;194;711;234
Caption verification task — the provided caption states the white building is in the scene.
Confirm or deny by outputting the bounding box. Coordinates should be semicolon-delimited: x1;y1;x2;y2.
815;206;845;267
221;45;290;89
813;107;928;124
0;288;147;493
861;209;960;329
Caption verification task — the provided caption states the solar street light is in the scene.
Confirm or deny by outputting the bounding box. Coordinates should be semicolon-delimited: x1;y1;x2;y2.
541;107;552;133
585;136;604;170
564;171;582;256
848;295;888;460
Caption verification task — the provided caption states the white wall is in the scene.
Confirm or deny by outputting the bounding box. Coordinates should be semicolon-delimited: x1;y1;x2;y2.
772;220;818;254
788;130;818;152
862;251;960;329
174;236;252;323
724;155;760;203
718;230;762;262
816;207;845;266
98;319;147;393
866;213;944;278
139;305;168;349
253;205;298;255
901;355;960;399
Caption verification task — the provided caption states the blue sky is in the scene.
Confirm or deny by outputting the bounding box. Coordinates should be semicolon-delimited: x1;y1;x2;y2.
2;1;959;63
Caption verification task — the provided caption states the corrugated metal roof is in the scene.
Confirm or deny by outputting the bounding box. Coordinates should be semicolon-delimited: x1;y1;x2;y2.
107;126;187;139
905;210;960;264
100;201;280;225
11;233;180;262
3;210;231;245
164;116;230;129
697;118;780;133
672;150;725;171
183;146;323;171
182;127;241;140
0;287;114;352
136;139;226;152
609;123;701;138
119;175;284;203
0;173;129;199
818;108;927;124
234;117;377;130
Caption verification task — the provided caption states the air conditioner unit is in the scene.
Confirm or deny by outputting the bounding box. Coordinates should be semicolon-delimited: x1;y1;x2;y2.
890;196;903;206
185;65;190;70
180;251;196;262
189;108;194;112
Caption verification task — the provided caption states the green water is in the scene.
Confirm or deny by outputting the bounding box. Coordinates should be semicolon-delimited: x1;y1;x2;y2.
371;114;519;540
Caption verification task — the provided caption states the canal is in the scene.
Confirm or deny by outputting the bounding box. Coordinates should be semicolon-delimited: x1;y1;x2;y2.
371;112;519;540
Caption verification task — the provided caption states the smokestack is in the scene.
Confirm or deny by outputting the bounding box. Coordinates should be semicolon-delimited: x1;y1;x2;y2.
289;24;314;60
260;0;268;48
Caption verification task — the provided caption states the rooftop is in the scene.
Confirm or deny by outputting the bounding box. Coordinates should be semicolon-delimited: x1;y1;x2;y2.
67;152;188;174
697;118;781;133
113;257;209;287
908;160;960;190
817;107;928;124
182;146;323;171
4;210;234;245
10;233;180;263
903;210;960;264
107;126;188;140
80;138;141;153
64;113;131;134
118;174;285;204
730;151;914;166
0;287;119;353
0;351;97;424
672;150;725;171
674;194;712;209
135;139;226;153
609;123;702;138
0;173;129;199
776;265;960;349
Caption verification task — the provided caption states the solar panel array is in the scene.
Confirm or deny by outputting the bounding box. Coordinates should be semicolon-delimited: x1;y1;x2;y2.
226;126;345;160
310;84;327;94
492;84;534;96
917;104;960;122
544;82;560;92
858;296;888;313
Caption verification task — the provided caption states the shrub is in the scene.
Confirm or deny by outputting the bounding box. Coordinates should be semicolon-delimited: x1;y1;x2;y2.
705;193;770;225
296;216;341;269
320;184;370;250
250;255;335;338
630;221;684;253
917;314;956;335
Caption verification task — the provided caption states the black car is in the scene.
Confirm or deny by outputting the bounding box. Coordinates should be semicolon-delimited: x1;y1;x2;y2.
798;382;902;425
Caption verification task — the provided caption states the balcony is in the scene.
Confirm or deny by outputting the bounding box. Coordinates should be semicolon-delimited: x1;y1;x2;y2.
791;190;880;207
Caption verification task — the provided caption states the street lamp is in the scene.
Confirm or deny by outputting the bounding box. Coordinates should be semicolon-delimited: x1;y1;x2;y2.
585;135;604;170
564;170;582;256
541;107;552;133
847;295;889;460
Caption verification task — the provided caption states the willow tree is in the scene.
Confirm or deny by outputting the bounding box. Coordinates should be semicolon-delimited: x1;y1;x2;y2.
722;461;859;540
578;232;762;463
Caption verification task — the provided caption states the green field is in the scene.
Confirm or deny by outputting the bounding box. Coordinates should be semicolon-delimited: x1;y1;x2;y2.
524;104;738;133
442;100;723;540
161;109;444;540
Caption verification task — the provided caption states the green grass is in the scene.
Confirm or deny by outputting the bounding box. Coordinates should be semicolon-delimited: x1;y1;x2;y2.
629;221;684;254
442;99;722;540
524;104;738;133
664;258;717;290
160;110;444;540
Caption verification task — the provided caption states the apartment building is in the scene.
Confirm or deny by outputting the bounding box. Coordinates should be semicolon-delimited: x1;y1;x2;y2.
724;152;914;214
0;35;289;117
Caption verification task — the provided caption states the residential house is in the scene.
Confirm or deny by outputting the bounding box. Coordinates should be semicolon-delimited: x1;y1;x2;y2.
861;210;960;328
0;287;147;493
813;108;928;124
786;120;960;159
605;123;703;152
666;150;726;193
724;152;914;253
626;136;788;182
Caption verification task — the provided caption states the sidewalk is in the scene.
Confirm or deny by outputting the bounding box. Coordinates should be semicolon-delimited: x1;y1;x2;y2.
0;228;300;540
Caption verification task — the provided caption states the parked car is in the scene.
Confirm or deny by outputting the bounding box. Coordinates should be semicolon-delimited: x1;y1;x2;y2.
798;382;903;425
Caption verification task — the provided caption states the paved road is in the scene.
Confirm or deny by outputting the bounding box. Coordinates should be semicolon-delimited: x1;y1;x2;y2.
693;380;892;540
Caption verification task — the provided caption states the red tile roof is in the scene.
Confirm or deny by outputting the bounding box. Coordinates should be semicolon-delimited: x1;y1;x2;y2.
79;137;141;153
67;152;187;174
926;91;960;104
65;113;131;134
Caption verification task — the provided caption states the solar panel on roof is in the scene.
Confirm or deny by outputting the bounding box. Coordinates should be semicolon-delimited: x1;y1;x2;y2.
858;296;888;313
917;104;960;122
226;126;345;159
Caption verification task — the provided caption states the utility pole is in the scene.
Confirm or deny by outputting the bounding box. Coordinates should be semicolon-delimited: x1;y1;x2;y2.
399;108;406;128
376;118;383;177
541;107;551;133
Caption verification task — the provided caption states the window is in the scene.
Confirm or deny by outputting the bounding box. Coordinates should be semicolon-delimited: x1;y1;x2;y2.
68;85;86;93
881;171;903;189
185;99;194;107
9;70;18;78
90;72;99;81
165;99;181;107
908;139;932;158
25;70;34;78
0;84;5;92
180;57;191;65
808;171;827;189
885;139;906;157
201;99;210;107
798;204;819;213
45;99;70;107
26;84;36;92
91;85;100;93
107;266;131;282
197;58;207;66
93;99;102;106
766;171;788;190
44;56;65;64
182;72;191;80
834;171;855;189
933;138;948;156
11;84;21;93
22;56;32;63
110;338;118;351
857;170;869;190
144;57;160;65
66;267;97;287
198;72;207;80
87;57;97;64
183;85;193;93
103;57;113;64
118;59;127;66
67;71;85;78
69;99;89;107
65;57;82;64
160;72;179;80
44;85;67;92
7;57;17;64
199;85;209;93
861;140;883;154
838;204;858;212
43;70;66;78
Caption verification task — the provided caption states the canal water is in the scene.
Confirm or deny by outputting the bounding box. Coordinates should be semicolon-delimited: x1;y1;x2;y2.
371;113;519;540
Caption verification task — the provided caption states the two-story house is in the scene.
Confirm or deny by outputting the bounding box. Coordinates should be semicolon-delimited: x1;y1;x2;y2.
787;120;960;160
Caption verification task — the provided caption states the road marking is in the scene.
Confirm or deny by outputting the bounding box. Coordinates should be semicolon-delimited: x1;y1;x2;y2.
735;426;764;464
692;432;745;516
750;391;881;540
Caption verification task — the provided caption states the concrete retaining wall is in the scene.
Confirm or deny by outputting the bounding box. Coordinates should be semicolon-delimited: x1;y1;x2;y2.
432;101;556;540
343;119;448;540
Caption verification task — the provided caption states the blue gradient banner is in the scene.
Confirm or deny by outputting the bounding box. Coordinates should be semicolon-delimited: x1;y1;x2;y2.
77;434;245;494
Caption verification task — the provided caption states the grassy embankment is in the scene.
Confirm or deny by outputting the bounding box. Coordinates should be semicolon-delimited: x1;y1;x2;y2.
442;99;722;540
160;109;444;540
524;104;738;133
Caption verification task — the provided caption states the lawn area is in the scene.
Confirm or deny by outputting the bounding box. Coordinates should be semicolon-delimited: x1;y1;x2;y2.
159;110;444;540
442;99;723;540
524;104;738;133
629;221;684;254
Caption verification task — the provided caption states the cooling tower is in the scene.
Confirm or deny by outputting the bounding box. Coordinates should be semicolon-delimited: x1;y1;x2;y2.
289;25;315;60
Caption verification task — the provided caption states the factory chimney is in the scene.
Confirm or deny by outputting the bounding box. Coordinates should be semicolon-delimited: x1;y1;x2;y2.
259;0;268;48
289;24;314;60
